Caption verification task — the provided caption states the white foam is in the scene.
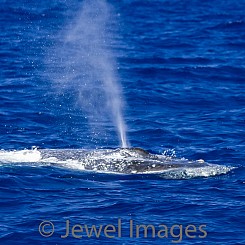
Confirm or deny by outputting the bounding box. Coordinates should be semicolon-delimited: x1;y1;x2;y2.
159;164;234;179
0;149;41;163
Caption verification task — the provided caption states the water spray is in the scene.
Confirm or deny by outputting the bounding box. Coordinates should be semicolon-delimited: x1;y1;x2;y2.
48;0;128;147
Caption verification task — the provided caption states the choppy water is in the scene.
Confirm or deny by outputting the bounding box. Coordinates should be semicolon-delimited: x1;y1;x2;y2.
1;0;245;244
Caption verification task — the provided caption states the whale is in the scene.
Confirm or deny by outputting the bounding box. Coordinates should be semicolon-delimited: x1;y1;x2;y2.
39;147;207;174
0;147;233;177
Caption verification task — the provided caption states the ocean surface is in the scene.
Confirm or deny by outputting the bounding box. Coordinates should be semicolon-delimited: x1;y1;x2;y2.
1;0;245;244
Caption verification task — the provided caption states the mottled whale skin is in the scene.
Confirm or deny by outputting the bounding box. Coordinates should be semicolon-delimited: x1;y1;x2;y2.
0;147;232;177
40;147;206;174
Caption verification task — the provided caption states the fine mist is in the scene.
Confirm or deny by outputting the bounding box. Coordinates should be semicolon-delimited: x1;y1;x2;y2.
47;0;128;147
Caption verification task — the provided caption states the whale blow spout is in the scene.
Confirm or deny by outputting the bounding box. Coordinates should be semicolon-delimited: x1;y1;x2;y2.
47;0;128;147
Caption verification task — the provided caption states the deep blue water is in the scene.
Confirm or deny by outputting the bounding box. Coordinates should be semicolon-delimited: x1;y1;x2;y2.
1;0;245;244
